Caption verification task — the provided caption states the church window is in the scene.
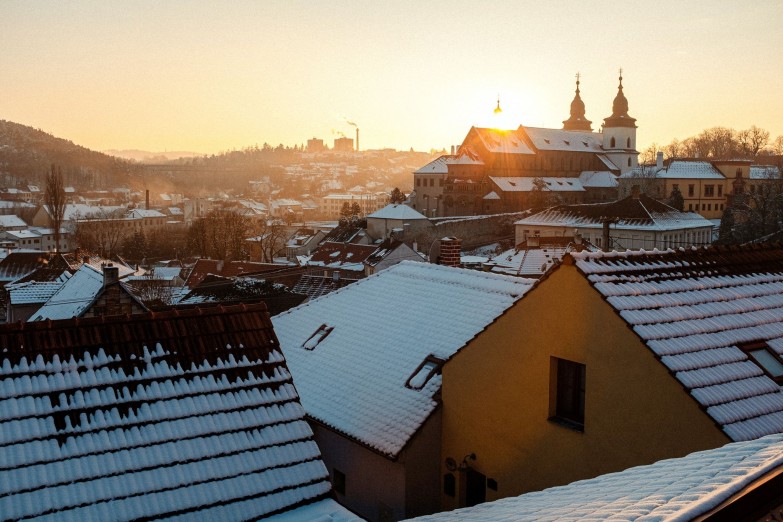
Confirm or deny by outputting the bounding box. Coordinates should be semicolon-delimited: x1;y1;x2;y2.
627;158;631;167
626;137;631;148
610;137;616;148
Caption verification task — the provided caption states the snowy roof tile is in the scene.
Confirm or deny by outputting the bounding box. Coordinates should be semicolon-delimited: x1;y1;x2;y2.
0;214;27;228
6;278;69;305
408;434;783;521
490;177;585;193
306;242;377;271
272;262;535;457
572;245;783;441
470;128;535;155
578;170;619;188
522;127;604;153
29;264;105;320
0;304;334;520
367;204;428;220
515;194;713;231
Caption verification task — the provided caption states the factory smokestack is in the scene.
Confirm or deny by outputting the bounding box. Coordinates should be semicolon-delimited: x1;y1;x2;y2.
145;189;150;210
356;128;359;152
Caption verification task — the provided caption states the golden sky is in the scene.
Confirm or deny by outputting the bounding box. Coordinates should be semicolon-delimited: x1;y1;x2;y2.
1;1;781;154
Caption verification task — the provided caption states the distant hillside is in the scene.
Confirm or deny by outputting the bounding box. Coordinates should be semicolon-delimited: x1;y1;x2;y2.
0;120;136;188
104;149;204;163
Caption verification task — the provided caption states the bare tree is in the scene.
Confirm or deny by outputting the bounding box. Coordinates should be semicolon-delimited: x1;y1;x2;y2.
186;209;250;261
737;126;770;157
74;209;129;258
44;164;66;252
250;218;288;262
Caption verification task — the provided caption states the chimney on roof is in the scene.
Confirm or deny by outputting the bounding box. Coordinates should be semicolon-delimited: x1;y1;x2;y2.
103;263;120;287
451;145;455;155
83;255;91;266
146;190;150;210
438;237;461;267
631;185;641;200
656;151;664;170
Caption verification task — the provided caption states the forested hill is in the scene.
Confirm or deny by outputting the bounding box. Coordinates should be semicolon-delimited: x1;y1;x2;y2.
0;120;136;188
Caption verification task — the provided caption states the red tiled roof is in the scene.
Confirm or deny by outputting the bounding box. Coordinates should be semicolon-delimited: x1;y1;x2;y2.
0;304;333;519
184;259;283;287
308;242;377;268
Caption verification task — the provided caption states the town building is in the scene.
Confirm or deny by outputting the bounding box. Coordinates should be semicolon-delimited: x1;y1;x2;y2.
620;155;782;220
366;204;429;240
272;262;535;521
438;245;783;511
319;193;389;220
514;191;715;250
334;136;355;152
411;74;637;217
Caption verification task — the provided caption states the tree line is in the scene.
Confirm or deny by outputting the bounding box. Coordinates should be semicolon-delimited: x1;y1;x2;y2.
642;125;783;163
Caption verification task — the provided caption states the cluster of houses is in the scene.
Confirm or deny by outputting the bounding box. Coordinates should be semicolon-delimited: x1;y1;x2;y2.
2;239;783;520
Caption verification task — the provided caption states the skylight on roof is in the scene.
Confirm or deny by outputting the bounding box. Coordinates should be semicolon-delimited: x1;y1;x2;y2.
406;355;445;391
742;342;783;383
303;324;334;350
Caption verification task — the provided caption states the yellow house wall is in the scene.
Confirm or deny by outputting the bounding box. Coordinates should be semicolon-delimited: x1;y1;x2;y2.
440;263;729;510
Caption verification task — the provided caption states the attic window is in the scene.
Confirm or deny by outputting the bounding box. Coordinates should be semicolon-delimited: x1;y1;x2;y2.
544;139;550;144
564;140;570;146
406;355;445;390
742;341;783;383
303;324;334;350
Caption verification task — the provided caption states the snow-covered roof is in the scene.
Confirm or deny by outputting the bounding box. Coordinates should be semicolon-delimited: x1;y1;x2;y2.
272;262;535;457
0;214;27;228
522;127;604;153
488;241;577;278
578;170;618;188
516;194;714;232
7;276;70;305
483;191;501;200
30;264;104;320
573;245;783;441
623;160;725;180
414;153;484;174
367;203;428;220
408;433;783;521
128;208;166;219
0;304;335;520
47;203;126;221
490;177;585;193
750;165;781;180
470;127;535;155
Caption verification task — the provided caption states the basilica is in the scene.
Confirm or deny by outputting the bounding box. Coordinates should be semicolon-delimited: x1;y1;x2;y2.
412;74;638;217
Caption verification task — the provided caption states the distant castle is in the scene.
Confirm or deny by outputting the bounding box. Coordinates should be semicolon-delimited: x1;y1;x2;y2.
412;73;637;217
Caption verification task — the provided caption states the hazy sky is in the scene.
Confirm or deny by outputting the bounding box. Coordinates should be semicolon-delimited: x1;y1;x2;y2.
2;1;782;154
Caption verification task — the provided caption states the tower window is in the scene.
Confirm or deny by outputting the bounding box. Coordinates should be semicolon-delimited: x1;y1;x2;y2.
626;137;631;148
610;137;616;148
628;158;631;167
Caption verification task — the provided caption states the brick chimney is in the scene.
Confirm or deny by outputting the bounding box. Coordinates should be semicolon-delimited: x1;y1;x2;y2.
656;151;664;170
103;263;120;288
145;189;150;210
631;185;641;199
438;237;461;267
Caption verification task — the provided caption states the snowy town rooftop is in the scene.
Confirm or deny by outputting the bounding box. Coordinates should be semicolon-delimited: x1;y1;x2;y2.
0;304;340;520
572;244;783;441
272;261;536;457
515;193;713;231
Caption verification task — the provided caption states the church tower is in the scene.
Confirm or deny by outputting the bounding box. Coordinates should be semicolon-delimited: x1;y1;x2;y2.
602;70;638;174
562;73;592;131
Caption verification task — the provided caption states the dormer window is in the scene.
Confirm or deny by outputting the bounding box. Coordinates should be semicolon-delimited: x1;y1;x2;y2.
303;324;333;350
406;355;445;390
742;341;783;383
